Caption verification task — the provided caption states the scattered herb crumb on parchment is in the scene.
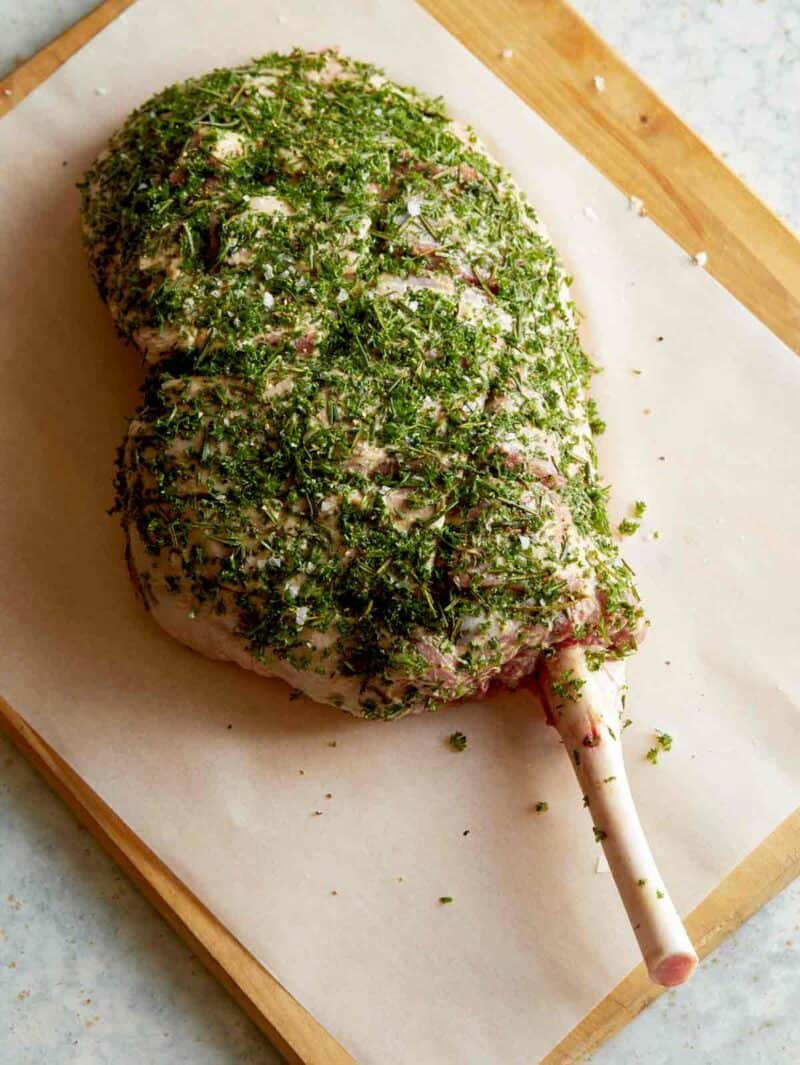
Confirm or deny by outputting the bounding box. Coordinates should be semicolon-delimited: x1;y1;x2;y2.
534;801;548;813
619;500;647;538
646;730;673;763
439;896;454;905
448;731;468;752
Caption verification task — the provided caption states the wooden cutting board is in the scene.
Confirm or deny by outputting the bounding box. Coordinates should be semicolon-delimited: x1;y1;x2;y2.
1;3;799;1062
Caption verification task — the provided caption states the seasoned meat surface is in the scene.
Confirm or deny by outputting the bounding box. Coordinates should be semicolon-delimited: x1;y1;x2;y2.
81;49;643;719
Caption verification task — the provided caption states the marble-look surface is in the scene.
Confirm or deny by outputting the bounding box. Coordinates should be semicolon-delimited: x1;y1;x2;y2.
1;737;281;1064
1;2;798;1062
573;0;800;234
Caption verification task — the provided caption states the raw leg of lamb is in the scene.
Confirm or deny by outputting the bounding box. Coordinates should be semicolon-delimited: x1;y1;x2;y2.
80;49;696;984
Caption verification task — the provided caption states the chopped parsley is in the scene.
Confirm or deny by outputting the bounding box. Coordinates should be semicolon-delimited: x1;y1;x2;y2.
592;826;607;842
551;669;586;701
439;896;454;905
647;731;673;763
448;731;468;752
586;397;606;436
618;518;640;537
584;650;606;672
656;730;673;751
534;801;549;813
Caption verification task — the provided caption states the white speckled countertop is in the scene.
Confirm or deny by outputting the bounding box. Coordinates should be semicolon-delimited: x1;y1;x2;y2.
1;2;798;1062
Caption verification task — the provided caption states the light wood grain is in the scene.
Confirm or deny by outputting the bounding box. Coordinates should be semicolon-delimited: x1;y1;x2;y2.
417;0;800;354
0;698;355;1065
0;0;136;118
2;2;800;1062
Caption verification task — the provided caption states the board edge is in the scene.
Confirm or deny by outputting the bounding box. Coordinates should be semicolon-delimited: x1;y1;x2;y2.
2;0;799;1060
0;696;356;1065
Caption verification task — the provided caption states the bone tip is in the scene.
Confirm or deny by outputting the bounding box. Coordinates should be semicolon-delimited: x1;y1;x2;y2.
649;950;698;987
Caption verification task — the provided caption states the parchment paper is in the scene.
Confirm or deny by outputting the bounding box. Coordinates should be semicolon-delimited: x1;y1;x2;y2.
1;2;798;1062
